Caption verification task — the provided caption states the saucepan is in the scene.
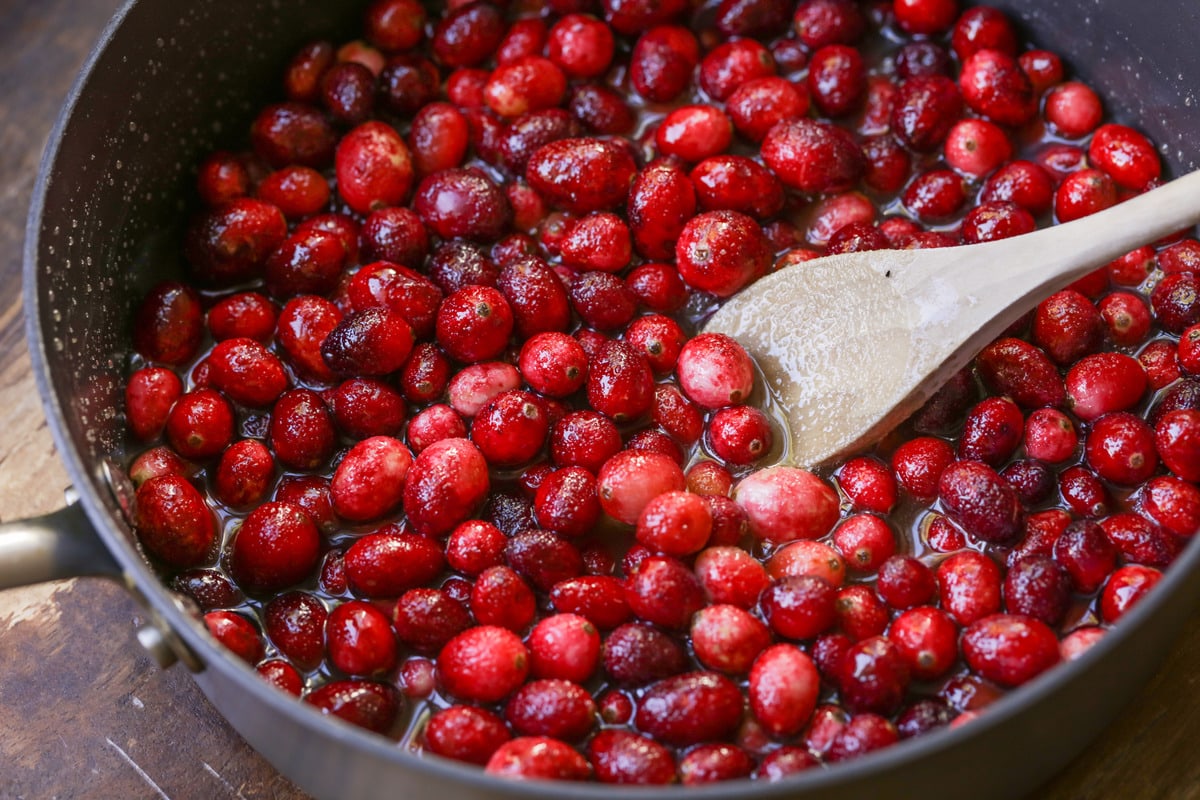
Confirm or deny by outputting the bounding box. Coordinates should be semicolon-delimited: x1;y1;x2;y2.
11;0;1200;798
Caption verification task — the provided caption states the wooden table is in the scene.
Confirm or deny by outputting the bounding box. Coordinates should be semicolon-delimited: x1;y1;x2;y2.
1;2;1199;798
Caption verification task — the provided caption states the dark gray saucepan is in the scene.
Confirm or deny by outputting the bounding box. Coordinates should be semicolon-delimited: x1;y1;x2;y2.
11;1;1200;798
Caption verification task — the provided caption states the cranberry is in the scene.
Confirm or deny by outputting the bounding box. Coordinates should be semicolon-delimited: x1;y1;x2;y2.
1139;475;1200;538
1100;564;1164;623
588;729;676;785
762;118;864;195
982;159;1055;214
1151;272;1200;334
826;714;900;763
1065;352;1147;421
837;636;909;715
486;737;591;781
963;614;1061;688
699;39;775;102
528;613;602;683
726;76;810;144
166;389;234;461
938;460;1023;544
228;501;320;593
269;389;337;471
425;705;511;766
134;475;216;568
736;466;839;544
205;611;264;664
526;137;638;215
208;338;289;408
635;671;744;747
306;680;399;734
1089;123;1161;190
213;440;274;508
888;606;957;680
505;679;597;741
628;159;698;261
937;550;1002;626
403;438;490;537
893;0;957;35
629;25;699;104
1055;168;1118;223
892;75;963;153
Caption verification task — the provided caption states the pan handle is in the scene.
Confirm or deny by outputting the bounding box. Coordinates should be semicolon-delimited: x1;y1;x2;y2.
0;501;122;589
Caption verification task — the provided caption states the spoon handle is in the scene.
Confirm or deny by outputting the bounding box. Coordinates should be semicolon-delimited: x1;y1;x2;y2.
926;168;1200;350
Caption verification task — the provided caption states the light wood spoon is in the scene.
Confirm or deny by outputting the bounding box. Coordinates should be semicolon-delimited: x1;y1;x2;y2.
703;169;1200;469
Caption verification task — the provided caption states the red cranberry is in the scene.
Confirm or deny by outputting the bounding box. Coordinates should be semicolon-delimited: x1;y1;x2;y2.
264;591;327;671
762;118;864;195
134;475;216;568
937;550;1002;626
228;501;320;593
588;729;676;785
425;705;511;766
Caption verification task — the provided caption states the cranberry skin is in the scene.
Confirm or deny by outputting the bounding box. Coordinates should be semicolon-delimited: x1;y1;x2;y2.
360;207;427;269
472;565;537;631
526;137;638;215
1033;289;1104;366
982;160;1055;215
602;622;688;686
472;390;549;468
1156;409;1200;481
735;466;839;544
404;438;491;537
331;436;412;522
1002;555;1071;626
321;307;415;379
436;285;514;364
132;282;204;365
426;705;511;766
326;378;406;440
699;39;775;102
1139;476;1200;538
499;257;573;339
726;77;810;144
258;660;303;695
588;729;676;785
570;272;636;331
597;450;686;526
172;567;242;611
1100;565;1163;623
807;44;866;118
207;337;289;409
264;591;327;671
962;614;1060;688
250;100;334;167
959;49;1035;126
125;367;183;441
519;332;587;398
413;168;511;242
708;405;773;466
952;6;1017;60
1152;272;1200;334
587;341;654;423
526;612;602;684
892;75;964;153
690;155;784;221
656;105;734;163
188;198;290;286
431;3;504;68
690;604;771;675
629;25;699;104
134;475;216;568
676;332;755;409
888;606;957;680
269;389;336;471
625;555;705;630
1055;168;1119;222
551;411;622;474
976;338;1065;409
1089;123;1161;191
228;502;320;593
837;636;909;715
213;440;274;508
628;159;698;261
938;551;1003;626
196;150;250;207
1085;412;1158;486
484;56;567;119
635;671;744;747
504;679;597;742
165;389;234;461
550;576;632;632
205;611;264;664
675;211;771;298
547;14;615;79
277;296;342;384
486;737;592;781
325;599;398;678
344;531;444;598
759;574;837;640
938;460;1022;544
1052;520;1117;593
335;121;414;214
1065;352;1147;421
762;118;864;195
438;625;530;704
1044;81;1103;139
959;397;1024;468
207;292;277;344
535;467;602;540
306;680;400;734
891;437;955;504
560;213;632;274
903;169;966;222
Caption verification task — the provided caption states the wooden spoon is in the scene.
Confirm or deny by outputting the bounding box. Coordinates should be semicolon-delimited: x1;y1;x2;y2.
703;170;1200;469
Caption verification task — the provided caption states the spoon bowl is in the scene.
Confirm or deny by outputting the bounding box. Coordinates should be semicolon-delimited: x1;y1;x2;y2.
704;169;1200;467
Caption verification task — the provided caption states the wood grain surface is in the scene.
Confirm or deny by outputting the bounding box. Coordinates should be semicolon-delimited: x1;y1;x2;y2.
0;3;1197;800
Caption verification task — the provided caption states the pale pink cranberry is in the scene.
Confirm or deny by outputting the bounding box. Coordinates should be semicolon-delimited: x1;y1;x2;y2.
735;466;839;544
767;539;847;587
676;332;756;409
596;450;686;525
446;361;522;417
